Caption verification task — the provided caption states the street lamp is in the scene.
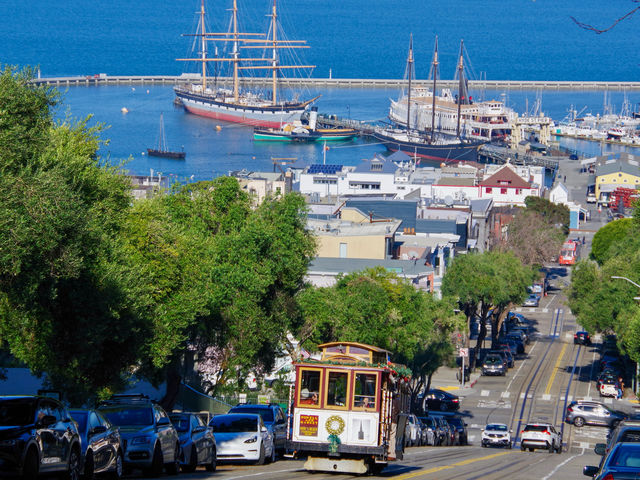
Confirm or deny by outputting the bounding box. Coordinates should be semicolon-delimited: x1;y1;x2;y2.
611;276;640;301
611;275;640;395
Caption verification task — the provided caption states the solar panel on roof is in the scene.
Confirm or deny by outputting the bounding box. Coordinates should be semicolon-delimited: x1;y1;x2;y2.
308;164;343;174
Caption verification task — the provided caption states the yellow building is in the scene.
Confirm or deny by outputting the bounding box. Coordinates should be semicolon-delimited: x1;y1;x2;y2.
594;157;640;203
307;217;401;260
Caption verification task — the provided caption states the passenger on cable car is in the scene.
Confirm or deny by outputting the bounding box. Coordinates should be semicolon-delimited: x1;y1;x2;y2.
300;388;319;405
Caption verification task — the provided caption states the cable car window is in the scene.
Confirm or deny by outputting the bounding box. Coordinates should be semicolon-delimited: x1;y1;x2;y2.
326;372;348;407
354;373;377;408
299;369;320;406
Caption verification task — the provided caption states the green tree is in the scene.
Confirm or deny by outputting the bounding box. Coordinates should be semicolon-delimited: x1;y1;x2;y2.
0;68;145;403
296;268;463;411
590;218;634;264
120;180;316;408
442;251;533;366
524;196;570;231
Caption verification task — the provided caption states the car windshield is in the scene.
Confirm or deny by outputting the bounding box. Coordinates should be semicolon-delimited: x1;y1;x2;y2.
169;414;190;432
609;445;640;467
0;399;36;426
486;424;508;431
485;356;501;365
620;431;640;442
101;407;154;426
70;411;88;432
210;415;258;433
229;407;274;423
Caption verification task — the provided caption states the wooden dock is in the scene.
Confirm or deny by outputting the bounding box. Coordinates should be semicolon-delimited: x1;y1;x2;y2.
32;74;640;91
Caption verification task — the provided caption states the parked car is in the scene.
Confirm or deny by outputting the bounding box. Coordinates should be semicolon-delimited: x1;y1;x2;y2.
523;294;540;307
69;408;123;479
209;413;275;464
423;389;460;412
595;420;640;457
404;414;422;447
481;423;512;448
584;443;640;478
447;417;469;445
417;417;437;446
226;403;286;454
496;348;515;368
169;412;216;472
600;377;620;398
0;396;82;480
509;326;531;344
97;394;180;476
432;416;455;446
520;422;562;453
574;331;592;345
565;400;627;428
502;334;525;354
482;354;507;376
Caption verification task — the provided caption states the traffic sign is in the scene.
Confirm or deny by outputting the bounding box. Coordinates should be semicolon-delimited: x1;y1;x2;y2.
459;348;469;358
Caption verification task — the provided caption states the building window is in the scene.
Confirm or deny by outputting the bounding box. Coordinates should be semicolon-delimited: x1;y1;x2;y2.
339;243;347;258
516;188;522;195
486;187;492;193
500;188;507;194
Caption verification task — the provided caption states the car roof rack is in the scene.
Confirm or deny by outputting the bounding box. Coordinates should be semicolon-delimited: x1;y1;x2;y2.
98;393;155;407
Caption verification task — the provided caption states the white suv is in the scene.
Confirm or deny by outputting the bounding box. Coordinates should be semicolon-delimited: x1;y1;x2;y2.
481;423;512;448
520;422;562;453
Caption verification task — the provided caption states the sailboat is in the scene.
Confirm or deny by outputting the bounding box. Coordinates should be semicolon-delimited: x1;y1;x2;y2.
372;37;486;164
147;113;186;159
174;0;320;128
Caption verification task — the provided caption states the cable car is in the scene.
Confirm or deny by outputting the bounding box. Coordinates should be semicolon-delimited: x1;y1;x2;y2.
285;342;411;474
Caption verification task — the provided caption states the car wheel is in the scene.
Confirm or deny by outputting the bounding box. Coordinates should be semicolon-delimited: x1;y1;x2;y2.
66;447;81;480
109;451;123;480
83;452;95;480
548;443;554;453
22;447;39;480
166;443;181;475
256;443;266;465
529;448;534;452
205;448;216;472
145;443;163;477
182;446;197;473
481;442;487;448
573;416;585;428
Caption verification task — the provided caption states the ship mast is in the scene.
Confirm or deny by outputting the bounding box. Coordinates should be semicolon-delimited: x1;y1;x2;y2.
270;0;278;105
456;39;465;139
200;0;207;90
430;36;438;144
232;0;240;101
406;34;414;133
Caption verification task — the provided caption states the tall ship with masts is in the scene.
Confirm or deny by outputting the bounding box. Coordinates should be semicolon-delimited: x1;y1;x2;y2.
387;41;513;142
174;0;319;128
373;37;486;164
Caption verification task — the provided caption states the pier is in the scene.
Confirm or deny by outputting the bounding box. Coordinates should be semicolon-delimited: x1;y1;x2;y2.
32;74;640;91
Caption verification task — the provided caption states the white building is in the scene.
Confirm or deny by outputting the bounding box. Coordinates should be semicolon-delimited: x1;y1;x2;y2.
549;182;570;205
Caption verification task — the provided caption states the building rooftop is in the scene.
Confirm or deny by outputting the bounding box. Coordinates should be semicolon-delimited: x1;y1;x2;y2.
342;199;418;231
308;257;435;278
307;217;401;237
480;164;531;189
595;159;640;178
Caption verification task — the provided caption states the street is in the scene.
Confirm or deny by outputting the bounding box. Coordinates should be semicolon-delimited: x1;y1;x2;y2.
143;258;632;479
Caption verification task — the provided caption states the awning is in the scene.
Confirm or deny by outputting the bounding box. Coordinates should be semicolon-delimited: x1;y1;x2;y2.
581;157;597;165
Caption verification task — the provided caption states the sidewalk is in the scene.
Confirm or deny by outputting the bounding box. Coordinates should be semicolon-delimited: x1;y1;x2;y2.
429;365;481;394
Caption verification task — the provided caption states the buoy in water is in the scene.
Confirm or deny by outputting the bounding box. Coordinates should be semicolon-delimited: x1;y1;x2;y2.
146;89;149;94
121;107;129;114
215;125;222;131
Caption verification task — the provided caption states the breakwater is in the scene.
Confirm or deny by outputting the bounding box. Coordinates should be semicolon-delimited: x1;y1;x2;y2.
32;74;640;91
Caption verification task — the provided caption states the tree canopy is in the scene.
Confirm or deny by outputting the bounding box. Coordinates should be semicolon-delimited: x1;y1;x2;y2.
0;66;316;405
442;251;533;364
296;267;464;411
590;217;634;264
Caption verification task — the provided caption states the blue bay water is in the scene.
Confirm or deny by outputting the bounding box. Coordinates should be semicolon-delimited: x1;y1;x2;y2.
2;0;640;179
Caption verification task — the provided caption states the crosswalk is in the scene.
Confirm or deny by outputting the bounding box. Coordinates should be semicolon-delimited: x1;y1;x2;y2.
473;393;615;407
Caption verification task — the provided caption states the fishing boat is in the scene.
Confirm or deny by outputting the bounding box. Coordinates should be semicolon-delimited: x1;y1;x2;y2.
253;108;358;142
174;0;319;128
373;36;485;164
147;113;186;159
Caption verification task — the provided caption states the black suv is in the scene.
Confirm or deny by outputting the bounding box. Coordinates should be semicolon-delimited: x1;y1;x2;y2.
0;395;82;480
98;394;180;476
226;403;287;454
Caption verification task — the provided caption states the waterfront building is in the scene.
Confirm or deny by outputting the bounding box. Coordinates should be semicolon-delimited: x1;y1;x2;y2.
229;169;291;204
593;153;640;203
478;163;537;207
